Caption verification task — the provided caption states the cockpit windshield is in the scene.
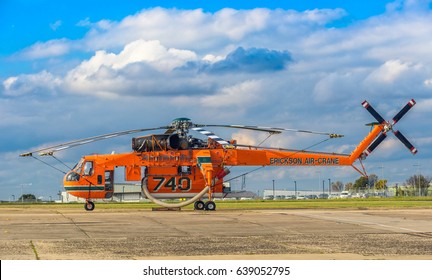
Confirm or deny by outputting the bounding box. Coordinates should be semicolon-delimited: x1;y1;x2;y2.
66;158;85;182
73;158;84;174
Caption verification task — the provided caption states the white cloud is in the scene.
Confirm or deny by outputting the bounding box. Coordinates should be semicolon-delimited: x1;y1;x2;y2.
230;131;258;146
2;71;61;96
200;80;262;108
17;38;70;59
49;20;62;31
365;60;413;84
415;98;432;112
63;39;197;97
3;77;18;90
211;8;270;40
386;0;432;13
17;7;349;60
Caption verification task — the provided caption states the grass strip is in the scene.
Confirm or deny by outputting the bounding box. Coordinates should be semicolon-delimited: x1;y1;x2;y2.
1;197;431;210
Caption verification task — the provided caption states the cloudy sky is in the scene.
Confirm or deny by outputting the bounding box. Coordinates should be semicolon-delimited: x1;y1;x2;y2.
1;0;431;200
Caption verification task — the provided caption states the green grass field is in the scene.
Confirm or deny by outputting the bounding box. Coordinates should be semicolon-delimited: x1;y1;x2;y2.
1;197;431;210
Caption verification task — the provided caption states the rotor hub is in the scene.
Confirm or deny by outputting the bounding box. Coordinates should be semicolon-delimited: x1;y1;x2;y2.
171;118;193;137
383;121;393;133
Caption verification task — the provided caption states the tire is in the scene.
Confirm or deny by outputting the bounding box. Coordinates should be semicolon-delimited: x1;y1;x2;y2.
204;201;216;211
194;200;205;210
84;201;95;211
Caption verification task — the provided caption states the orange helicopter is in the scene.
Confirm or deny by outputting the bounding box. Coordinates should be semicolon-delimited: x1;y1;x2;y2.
20;100;417;211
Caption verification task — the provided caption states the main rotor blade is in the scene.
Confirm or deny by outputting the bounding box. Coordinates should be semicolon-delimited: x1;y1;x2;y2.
394;130;418;154
191;127;230;145
365;133;387;156
19;126;170;157
362;100;385;124
195;124;281;134
197;124;343;138
392;99;416;125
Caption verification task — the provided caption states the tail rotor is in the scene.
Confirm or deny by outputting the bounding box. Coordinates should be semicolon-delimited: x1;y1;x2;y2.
362;99;417;156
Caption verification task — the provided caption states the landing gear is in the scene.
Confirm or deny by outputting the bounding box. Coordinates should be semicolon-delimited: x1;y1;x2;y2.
84;200;95;211
194;200;205;211
204;201;216;211
194;200;216;211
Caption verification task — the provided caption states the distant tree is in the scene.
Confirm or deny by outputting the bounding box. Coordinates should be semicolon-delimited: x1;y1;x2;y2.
353;176;369;191
406;175;431;196
375;179;387;190
331;181;343;192
368;174;379;188
18;194;36;202
344;182;354;191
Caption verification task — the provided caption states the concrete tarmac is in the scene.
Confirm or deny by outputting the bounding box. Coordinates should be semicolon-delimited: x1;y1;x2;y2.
1;207;432;260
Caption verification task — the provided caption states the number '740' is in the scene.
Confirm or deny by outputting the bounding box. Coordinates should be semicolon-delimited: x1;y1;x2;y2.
152;177;192;192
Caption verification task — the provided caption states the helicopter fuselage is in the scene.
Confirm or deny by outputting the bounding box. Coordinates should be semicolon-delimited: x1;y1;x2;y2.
63;125;383;203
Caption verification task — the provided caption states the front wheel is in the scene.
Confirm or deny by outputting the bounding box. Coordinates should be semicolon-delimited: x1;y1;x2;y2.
84;201;95;211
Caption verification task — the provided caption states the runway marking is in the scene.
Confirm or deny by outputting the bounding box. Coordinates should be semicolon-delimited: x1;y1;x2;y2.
290;212;423;233
54;211;92;238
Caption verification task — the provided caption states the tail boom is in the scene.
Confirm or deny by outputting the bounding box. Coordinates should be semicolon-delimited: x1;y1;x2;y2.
348;124;384;163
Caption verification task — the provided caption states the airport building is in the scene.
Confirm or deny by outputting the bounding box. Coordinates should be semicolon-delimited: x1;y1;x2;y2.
262;189;333;199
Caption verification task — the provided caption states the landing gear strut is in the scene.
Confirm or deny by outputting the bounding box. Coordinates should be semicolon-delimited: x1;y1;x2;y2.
84;200;95;211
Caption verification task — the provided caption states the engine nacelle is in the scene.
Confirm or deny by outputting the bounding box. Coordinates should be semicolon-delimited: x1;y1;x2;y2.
132;134;189;152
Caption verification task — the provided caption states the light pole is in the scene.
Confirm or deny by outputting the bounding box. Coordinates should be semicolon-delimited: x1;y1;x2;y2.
413;163;421;196
328;178;331;195
20;183;32;203
272;180;275;198
294;180;297;198
379;163;384;179
322;180;325;196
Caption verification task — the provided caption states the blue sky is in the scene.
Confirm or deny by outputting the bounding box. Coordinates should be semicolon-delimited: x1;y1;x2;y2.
1;0;432;200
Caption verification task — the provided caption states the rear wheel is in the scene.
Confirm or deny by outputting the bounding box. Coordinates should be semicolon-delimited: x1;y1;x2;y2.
204;201;216;211
194;200;205;210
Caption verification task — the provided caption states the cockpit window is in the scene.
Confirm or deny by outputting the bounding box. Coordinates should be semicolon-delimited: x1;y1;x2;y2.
83;161;94;176
66;172;80;181
74;158;84;174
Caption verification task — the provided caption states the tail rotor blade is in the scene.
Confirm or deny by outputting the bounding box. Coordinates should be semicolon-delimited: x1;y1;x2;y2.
365;133;387;156
392;99;416;125
362;100;385;124
394;130;418;154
